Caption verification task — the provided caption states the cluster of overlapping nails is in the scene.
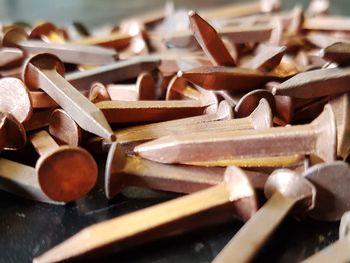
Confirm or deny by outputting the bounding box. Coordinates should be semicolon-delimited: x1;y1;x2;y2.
0;0;349;262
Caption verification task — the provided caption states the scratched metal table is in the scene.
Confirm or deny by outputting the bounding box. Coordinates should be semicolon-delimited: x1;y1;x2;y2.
0;0;346;262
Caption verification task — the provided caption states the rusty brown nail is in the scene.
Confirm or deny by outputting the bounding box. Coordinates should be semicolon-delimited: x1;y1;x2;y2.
301;211;350;262
0;158;64;205
0;77;32;123
189;11;236;67
272;67;350;98
242;44;286;72
105;143;270;199
22;53;115;141
0;47;23;68
33;166;257;263
90;72;156;102
329;93;350;159
95;88;217;124
212;169;315;263
65;57;160;91
234;89;276;118
30;130;97;202
1;29;118;65
135;104;336;164
178;66;281;92
49;108;82;146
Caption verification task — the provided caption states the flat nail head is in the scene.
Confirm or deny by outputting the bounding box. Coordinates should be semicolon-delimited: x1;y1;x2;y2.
49;109;82;146
0;112;27;150
0;77;33;123
36;146;98;202
22;53;65;90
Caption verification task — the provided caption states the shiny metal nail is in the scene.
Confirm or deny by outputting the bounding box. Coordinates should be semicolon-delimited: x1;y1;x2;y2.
33;166;257;263
30;130;97;202
23;53;115;141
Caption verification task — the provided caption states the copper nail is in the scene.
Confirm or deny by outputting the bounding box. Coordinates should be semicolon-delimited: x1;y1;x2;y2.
189;11;236;67
22;108;53;132
73;31;132;50
91;100;230;150
0;111;26;150
0;77;32;123
178;66;281;92
30;91;58;108
321;42;350;65
30;130;97;202
304;161;350;221
105;143;269;199
329;93;350;159
33;166;256;263
22;53;115;141
165;76;201;101
135;105;336;163
242;44;286;72
0;47;23;68
1;28;118;65
234;89;276;118
272;67;350;98
90;72;156;102
96;89;217;124
212;169;315;263
0;158;64;205
65;57;160;91
49;108;82;146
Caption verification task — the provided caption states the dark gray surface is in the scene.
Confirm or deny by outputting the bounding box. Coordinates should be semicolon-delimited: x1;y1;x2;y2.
0;0;346;262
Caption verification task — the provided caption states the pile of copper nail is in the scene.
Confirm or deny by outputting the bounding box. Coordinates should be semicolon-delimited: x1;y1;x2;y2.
2;0;350;262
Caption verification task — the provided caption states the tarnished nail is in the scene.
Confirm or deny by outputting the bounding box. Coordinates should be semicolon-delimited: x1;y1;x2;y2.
189;11;236;66
22;53;115;141
30;130;97;202
33;166;257;263
1;28;118;65
135;105;336;163
212;169;315;263
272;67;350;98
0;158;64;205
49;108;82;146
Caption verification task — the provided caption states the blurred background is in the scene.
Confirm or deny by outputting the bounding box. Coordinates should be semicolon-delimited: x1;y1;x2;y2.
0;0;348;27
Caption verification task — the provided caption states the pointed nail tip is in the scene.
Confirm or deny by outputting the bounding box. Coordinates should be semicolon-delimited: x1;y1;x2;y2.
188;10;196;17
177;70;184;77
